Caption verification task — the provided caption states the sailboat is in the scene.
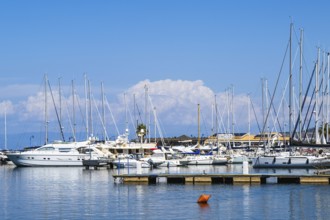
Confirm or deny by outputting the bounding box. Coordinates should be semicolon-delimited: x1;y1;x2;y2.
252;24;330;169
185;104;228;165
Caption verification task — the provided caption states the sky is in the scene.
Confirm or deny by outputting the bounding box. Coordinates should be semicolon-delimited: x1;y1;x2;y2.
1;0;330;149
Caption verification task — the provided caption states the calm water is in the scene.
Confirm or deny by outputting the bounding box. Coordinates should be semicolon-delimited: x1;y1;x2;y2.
1;164;330;220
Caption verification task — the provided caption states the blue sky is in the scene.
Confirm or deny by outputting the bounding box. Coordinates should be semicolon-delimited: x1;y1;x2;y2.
1;1;330;149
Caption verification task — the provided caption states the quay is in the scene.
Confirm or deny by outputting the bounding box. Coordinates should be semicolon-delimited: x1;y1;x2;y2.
112;173;330;185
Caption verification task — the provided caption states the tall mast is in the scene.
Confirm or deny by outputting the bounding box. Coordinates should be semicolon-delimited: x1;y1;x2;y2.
44;74;48;144
322;51;326;144
4;106;7;150
72;80;76;142
144;85;148;125
327;52;330;143
261;78;266;146
261;78;265;132
231;85;235;148
215;95;219;149
299;29;303;140
197;103;200;147
58;77;62;129
289;22;293;144
215;94;218;135
226;88;230;147
154;107;157;143
315;48;320;144
84;73;89;139
248;94;251;147
101;82;106;140
144;85;148;143
88;79;93;137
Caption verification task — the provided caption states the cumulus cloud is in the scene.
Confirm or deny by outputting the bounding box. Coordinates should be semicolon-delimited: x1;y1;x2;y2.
2;79;260;138
0;100;14;115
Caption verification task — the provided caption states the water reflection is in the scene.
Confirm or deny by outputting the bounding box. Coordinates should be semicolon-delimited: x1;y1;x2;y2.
1;165;330;220
198;202;210;210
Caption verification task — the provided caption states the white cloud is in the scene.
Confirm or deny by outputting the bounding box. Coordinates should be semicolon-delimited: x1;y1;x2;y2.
2;79;261;138
0;100;14;115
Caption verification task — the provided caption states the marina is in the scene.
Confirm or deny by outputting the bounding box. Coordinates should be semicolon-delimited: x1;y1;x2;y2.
2;1;330;219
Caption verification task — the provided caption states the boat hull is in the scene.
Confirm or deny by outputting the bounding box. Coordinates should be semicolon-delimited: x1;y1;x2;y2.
7;153;86;167
252;156;330;169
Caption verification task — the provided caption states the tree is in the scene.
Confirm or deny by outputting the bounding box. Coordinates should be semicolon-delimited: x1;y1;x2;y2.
136;123;147;143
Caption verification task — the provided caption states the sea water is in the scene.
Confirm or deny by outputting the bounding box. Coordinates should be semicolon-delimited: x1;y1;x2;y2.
1;165;330;220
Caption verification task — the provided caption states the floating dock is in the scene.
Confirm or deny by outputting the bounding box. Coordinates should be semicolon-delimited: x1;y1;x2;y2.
112;173;330;184
83;159;113;170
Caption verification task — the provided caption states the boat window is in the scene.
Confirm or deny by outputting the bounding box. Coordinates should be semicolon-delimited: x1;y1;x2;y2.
37;147;55;151
58;148;72;152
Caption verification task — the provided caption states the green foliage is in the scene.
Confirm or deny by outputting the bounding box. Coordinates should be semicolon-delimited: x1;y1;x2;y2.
136;123;147;137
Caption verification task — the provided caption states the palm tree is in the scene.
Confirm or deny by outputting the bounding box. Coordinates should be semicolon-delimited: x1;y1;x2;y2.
136;123;147;143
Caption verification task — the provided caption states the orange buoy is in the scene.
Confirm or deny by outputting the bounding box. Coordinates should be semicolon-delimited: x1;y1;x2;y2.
197;194;211;203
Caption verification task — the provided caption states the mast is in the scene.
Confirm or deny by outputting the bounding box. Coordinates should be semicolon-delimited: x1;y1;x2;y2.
84;73;89;140
144;85;148;143
4;106;7;150
327;52;330;143
231;85;235;148
197;103;200;147
322;51;326;144
58;77;62;129
154;107;157;143
289;22;293;145
124;93;128;137
72;80;76;142
101;82;106;140
227;88;230;147
299;29;303;140
44;74;48;144
88;79;93;138
214;94;219;151
315;48;320;144
248;94;251;147
261;78;266;146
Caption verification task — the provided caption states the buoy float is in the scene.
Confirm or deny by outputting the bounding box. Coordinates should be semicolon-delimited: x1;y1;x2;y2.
197;194;211;203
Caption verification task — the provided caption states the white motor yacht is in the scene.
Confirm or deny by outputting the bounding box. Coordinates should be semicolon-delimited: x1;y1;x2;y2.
6;141;107;167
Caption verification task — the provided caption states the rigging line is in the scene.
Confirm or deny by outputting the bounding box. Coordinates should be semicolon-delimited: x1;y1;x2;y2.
147;94;165;146
301;86;315;142
200;110;209;138
75;94;88;138
64;100;75;141
216;96;227;134
135;101;143;125
303;74;324;142
267;89;283;134
259;40;290;145
250;97;261;133
91;93;109;140
47;80;65;142
104;95;120;136
292;64;316;140
127;106;139;140
275;74;290;135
